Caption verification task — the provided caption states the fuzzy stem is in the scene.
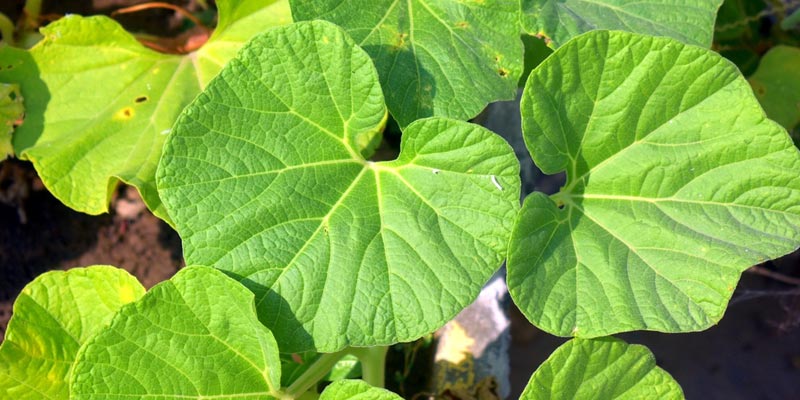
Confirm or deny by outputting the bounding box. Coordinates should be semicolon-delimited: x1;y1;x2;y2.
0;12;14;46
283;349;349;398
23;0;42;30
349;346;388;388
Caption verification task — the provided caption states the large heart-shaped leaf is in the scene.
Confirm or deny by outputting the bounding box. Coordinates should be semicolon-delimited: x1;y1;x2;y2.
521;338;683;399
290;0;523;127
0;0;290;221
319;379;402;399
521;0;722;48
0;266;144;400
157;20;520;352
70;266;284;399
508;30;800;337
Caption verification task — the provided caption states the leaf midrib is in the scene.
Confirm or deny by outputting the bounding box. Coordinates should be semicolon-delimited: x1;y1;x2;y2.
570;193;800;220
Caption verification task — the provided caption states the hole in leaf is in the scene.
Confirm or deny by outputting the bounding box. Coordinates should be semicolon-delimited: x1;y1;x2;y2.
368;117;402;162
135;96;148;103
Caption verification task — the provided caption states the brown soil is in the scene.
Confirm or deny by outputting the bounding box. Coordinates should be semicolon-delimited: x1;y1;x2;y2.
0;161;183;341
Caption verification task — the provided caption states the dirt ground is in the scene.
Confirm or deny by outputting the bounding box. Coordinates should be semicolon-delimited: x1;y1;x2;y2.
0;161;183;341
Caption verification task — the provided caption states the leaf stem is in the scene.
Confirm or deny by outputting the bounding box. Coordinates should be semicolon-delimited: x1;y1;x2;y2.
349;346;388;388
748;265;800;286
0;12;14;46
23;0;41;30
281;345;389;398
283;349;349;398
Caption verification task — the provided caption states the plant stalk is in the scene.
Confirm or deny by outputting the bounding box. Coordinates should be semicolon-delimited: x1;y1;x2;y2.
0;12;14;46
283;349;349;398
23;0;42;30
349;346;388;388
282;345;389;398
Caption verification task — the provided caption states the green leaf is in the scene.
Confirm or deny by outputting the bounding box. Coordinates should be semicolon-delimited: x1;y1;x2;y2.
319;379;402;400
0;82;22;158
508;30;800;338
157;20;520;352
197;0;292;84
0;0;290;221
748;45;800;131
281;351;321;388
714;0;765;42
70;266;284;400
290;0;523;127
519;34;553;88
325;355;362;381
521;338;683;399
0;266;145;400
521;0;723;48
781;7;800;30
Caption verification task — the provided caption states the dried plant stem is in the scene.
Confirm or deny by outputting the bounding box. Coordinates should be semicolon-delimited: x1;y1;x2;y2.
748;265;800;286
111;2;208;30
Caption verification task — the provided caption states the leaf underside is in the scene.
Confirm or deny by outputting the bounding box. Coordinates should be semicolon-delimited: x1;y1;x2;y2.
0;266;145;400
70;267;283;400
290;0;523;127
0;0;290;221
521;0;723;48
508;30;800;338
157;20;520;352
521;338;683;399
748;45;800;131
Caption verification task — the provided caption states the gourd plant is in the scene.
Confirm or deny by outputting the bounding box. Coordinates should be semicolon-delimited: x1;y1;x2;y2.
2;0;800;399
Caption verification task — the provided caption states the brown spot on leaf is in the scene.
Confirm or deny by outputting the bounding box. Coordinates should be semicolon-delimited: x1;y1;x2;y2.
115;107;135;120
135;96;148;103
393;32;409;49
